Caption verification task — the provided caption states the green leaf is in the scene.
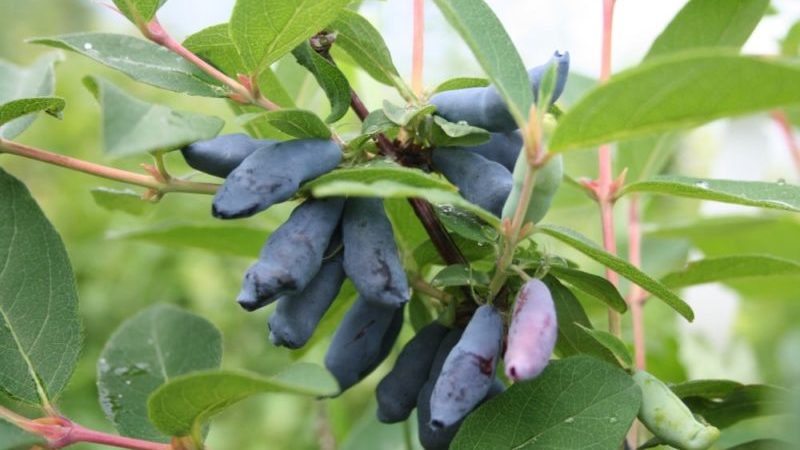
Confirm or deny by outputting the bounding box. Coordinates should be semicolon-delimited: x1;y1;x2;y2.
90;187;151;216
431;264;490;288
308;165;501;228
84;77;224;157
432;0;532;128
575;324;632;368
340;405;421;450
544;276;617;365
0;54;59;139
781;21;800;57
0;97;64;129
726;440;795;450
681;384;789;429
362;109;397;136
98;304;222;442
661;255;800;288
413;234;494;268
451;356;641;449
550;52;800;152
183;23;247;76
112;0;166;25
0;169;81;405
328;10;410;98
433;77;489;94
430;116;490;147
646;0;769;59
148;364;339;437
109;223;268;258
0;420;44;450
670;379;744;399
31;33;226;97
620;175;800;213
291;42;350;123
435;205;496;244
548;265;627;313
382;101;436;128
409;295;434;332
230;0;351;73
244;109;331;139
537;224;694;321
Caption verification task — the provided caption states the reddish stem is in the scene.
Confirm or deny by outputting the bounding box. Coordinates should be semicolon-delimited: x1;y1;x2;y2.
771;110;800;175
0;139;218;195
53;424;171;450
412;0;425;97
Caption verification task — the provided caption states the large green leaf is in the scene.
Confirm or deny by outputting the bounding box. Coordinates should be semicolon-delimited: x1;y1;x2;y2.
84;77;224;157
148;364;338;438
0;54;59;139
244;109;331;139
614;134;678;184
98;305;222;442
537;224;694;321
680;384;788;429
646;0;769;59
544;276;617;365
451;356;641;449
328;10;409;98
230;0;351;73
183;24;246;77
550;52;800;152
109;223;268;258
31;33;226;97
308;164;500;228
432;0;532;128
781;21;800;57
0;97;64;129
661;255;800;288
112;0;166;25
0;169;81;405
90;188;151;216
621;176;800;213
291;42;350;123
576;324;633;368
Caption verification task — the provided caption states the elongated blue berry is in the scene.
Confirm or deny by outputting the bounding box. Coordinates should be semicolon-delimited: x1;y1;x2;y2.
268;250;346;349
181;134;274;178
429;305;503;428
432;148;512;216
430;51;570;132
376;322;450;423
237;198;344;310
504;278;557;382
212;139;341;219
324;297;404;392
342;198;409;307
462;131;522;172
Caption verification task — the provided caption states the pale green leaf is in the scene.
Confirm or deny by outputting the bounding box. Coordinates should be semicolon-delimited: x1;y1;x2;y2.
0;420;44;450
433;77;489;94
646;0;769;59
661;255;800;288
31;33;226;97
98;305;222;442
432;0;532;128
0;169;81;405
781;21;800;57
431;115;490;147
537;224;694;320
90;187;151;216
84;77;224;157
620;175;800;213
244;109;331;139
451;356;641;449
0;54;59;139
230;0;351;73
148;364;339;437
551;53;800;152
431;264;490;288
183;23;247;76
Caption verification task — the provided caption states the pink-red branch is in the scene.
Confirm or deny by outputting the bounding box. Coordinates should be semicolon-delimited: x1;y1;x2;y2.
771;110;800;175
412;0;425;97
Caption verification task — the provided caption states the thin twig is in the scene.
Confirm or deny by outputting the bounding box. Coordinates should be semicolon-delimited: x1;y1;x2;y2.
0;139;218;195
627;194;646;370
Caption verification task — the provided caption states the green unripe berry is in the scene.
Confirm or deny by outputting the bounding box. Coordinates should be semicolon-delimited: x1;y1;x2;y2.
501;153;563;224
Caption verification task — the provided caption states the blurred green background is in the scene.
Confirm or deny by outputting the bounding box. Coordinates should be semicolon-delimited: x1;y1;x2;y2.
1;1;799;449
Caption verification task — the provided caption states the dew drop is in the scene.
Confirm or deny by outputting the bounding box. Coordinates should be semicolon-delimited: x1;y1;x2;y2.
564;417;575;424
83;42;93;50
695;181;709;189
609;416;618;424
777;178;787;186
125;380;132;385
